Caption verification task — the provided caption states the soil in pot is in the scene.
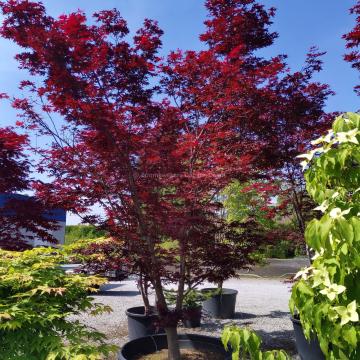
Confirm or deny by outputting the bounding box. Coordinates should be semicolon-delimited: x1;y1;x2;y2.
119;333;231;360
201;288;238;319
291;316;325;360
126;306;164;340
134;349;223;360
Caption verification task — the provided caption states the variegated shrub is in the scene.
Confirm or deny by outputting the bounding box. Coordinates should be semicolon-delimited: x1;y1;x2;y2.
290;112;360;359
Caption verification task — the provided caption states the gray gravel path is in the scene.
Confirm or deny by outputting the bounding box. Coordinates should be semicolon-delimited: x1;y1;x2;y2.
75;277;300;359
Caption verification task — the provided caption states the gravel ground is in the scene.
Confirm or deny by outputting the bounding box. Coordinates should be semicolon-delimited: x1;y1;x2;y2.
74;276;300;359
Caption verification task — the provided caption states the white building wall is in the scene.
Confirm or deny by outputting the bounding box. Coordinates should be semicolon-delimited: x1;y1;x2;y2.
19;220;66;248
33;220;66;247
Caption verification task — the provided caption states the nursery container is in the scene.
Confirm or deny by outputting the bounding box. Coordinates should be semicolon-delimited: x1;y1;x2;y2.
201;288;238;319
291;316;325;360
119;333;231;360
126;306;164;340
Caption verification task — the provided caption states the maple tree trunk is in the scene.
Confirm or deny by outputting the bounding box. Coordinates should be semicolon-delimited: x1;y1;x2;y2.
165;327;181;360
152;276;181;360
138;273;151;314
176;243;186;311
291;189;312;265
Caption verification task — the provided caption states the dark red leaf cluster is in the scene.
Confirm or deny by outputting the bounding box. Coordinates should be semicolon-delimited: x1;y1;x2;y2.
0;127;58;250
0;127;28;193
0;196;59;250
344;1;360;95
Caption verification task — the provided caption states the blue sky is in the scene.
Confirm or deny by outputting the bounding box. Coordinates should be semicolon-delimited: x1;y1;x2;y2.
0;0;359;224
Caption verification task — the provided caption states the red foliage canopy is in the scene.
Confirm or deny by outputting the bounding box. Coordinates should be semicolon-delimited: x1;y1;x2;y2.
344;1;360;95
0;127;58;250
0;127;28;193
0;0;331;344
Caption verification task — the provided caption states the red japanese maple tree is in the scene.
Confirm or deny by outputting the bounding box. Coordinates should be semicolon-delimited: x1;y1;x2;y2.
161;4;332;262
0;127;58;250
0;0;331;358
344;0;360;95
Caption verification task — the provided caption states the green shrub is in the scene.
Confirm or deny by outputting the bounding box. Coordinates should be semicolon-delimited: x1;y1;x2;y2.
0;247;117;360
263;240;299;259
165;288;212;310
222;325;289;359
290;113;360;359
65;225;107;245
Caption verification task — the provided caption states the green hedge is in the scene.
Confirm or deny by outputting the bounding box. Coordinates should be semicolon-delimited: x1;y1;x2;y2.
65;225;107;245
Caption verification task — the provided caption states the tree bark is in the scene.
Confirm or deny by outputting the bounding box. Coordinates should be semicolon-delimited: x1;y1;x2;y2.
138;273;151;314
165;327;181;360
291;189;312;265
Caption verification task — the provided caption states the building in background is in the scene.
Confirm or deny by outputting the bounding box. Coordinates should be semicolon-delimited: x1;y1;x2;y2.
0;193;66;247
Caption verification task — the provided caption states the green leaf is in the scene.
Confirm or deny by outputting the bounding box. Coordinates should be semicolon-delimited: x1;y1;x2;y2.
337;149;349;167
350;217;360;243
305;219;322;250
340;243;348;255
248;332;261;355
335;218;354;244
73;355;88;360
342;327;357;348
289;297;295;315
319;215;332;243
221;327;231;350
319;336;329;356
333;115;345;132
229;330;241;360
297;281;314;297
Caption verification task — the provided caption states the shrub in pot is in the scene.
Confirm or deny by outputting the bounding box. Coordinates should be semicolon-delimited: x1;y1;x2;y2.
181;291;203;328
126;274;165;340
0;247;117;360
166;289;208;328
290;113;360;359
126;305;164;341
201;218;269;319
201;287;238;319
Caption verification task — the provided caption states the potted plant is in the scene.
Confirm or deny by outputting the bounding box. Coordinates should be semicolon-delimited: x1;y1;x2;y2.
2;0;333;358
181;290;204;328
126;273;165;340
289;112;360;359
201;218;268;319
165;288;209;328
201;287;238;319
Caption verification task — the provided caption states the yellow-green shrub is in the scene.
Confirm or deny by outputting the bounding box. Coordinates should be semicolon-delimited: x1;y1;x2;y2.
0;247;117;360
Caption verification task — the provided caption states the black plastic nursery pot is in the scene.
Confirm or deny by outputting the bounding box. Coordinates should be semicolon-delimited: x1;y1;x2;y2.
201;288;238;319
291;316;325;360
126;306;164;341
182;306;202;328
119;333;231;360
